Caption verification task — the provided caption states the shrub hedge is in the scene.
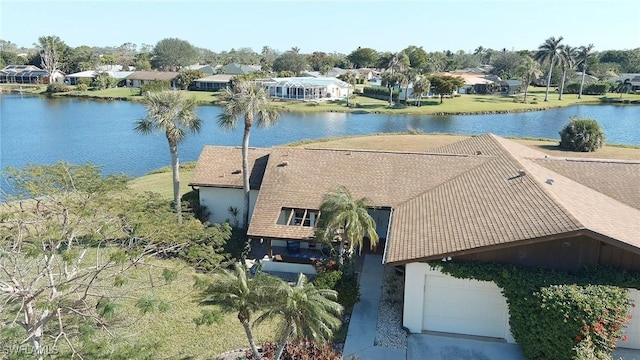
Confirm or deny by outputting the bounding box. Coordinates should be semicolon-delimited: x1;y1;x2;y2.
434;262;639;360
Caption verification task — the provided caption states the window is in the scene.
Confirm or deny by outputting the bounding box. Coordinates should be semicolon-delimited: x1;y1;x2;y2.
277;207;319;227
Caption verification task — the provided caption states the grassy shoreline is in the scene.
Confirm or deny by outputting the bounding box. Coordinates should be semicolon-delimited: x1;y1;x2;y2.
3;83;639;116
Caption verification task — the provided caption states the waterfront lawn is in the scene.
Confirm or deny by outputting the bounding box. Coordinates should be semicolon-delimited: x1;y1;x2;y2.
63;87;222;104
270;86;640;115
128;163;196;199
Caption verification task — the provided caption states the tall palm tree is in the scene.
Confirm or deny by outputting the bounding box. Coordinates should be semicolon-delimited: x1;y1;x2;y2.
534;36;564;101
218;81;280;228
135;90;201;221
200;263;284;360
254;273;343;360
381;70;399;106
576;44;595;99
557;45;577;100
402;68;418;104
412;76;430;106
342;72;356;107
316;185;379;254
516;56;542;103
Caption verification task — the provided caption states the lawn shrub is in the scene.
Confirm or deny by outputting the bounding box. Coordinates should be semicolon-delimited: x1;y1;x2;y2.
434;262;639;360
140;80;172;93
76;83;89;91
246;339;341;360
91;72;117;90
46;82;71;93
584;83;611;95
363;86;399;100
559;116;605;152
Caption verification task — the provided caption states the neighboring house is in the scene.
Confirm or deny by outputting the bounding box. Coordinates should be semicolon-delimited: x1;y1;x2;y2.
185;64;217;75
65;70;133;85
124;71;179;88
355;68;379;80
437;72;494;94
221;63;262;75
0;65;65;84
192;74;234;91
260;76;351;100
613;73;640;91
499;79;523;94
190;134;640;349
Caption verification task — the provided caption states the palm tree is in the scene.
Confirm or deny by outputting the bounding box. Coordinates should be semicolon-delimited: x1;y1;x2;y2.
200;263;283;360
135;90;201;221
412;76;430;106
534;36;564;101
557;45;577;100
617;78;632;99
402;68;418;104
254;273;343;360
576;44;595;99
381;70;399;106
342;72;356;107
516;56;542;103
316;185;379;254
218;81;280;228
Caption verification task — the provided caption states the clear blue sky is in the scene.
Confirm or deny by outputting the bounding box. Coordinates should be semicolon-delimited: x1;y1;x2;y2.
2;0;639;54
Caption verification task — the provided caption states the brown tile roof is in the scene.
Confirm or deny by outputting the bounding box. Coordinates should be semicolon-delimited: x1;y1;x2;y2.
247;147;489;240
386;134;640;264
192;134;640;264
189;146;270;189
125;71;179;81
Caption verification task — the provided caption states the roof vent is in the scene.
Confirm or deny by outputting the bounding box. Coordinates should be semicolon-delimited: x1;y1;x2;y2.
475;150;482;155
518;169;526;177
277;161;289;167
546;178;554;185
231;169;241;174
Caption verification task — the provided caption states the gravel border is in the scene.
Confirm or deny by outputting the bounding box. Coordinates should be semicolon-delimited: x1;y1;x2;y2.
374;267;408;349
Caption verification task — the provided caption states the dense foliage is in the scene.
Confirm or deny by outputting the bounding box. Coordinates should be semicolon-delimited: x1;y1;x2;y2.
363;86;399;100
45;82;71;93
139;80;172;93
559;116;605;152
434;262;639;360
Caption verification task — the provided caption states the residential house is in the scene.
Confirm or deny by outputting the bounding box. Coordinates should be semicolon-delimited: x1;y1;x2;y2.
437;72;495;94
65;70;134;85
260;76;351;100
0;65;65;84
613;73;640;91
221;63;262;75
192;74;234;91
499;79;523;94
355;68;379;81
185;64;217;75
190;134;640;350
125;71;179;88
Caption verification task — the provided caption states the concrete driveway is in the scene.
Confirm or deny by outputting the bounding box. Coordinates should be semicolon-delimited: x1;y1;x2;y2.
407;333;525;360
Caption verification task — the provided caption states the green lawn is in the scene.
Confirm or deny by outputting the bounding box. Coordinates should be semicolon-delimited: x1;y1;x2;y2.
59;87;222;105
270;87;640;115
128;163;196;199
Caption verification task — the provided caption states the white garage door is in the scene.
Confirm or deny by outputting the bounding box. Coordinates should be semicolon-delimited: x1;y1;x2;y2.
422;269;510;339
621;288;640;349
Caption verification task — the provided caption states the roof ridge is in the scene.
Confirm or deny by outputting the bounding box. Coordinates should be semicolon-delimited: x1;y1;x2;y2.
488;135;587;229
291;146;489;158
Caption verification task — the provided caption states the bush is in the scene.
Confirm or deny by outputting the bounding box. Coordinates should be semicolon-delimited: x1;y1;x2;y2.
559;116;605;152
539;284;631;360
246;339;341;360
564;83;581;94
584;83;610;95
140;80;171;94
90;72;118;90
46;82;71;93
362;86;399;100
312;269;360;311
76;83;88;91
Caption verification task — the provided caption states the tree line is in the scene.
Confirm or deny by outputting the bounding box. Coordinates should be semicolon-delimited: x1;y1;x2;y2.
2;36;639;78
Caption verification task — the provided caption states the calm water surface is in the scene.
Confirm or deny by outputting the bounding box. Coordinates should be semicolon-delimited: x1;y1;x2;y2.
1;94;639;178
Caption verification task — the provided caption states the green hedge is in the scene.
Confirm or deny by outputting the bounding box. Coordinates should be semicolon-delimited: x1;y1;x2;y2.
564;82;610;95
363;86;398;100
434;262;639;360
312;270;360;311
